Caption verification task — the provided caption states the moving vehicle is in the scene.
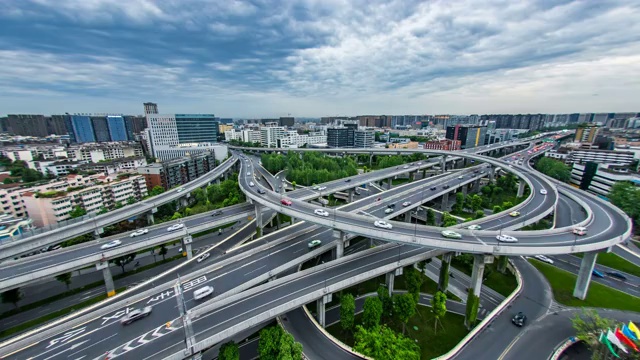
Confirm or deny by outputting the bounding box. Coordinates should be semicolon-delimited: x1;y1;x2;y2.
193;286;214;300
345;179;351;182
281;199;292;206
384;208;394;214
211;210;223;216
374;220;393;229
539;189;547;195
607;271;628;281
441;230;462;239
129;229;148;238
257;188;266;194
101;240;122;250
467;225;482;230
458;175;464;179
312;186;319;190
592;269;605;278
496;234;518;243
572;227;587;236
249;181;255;187
509;211;520;217
318;186;327;191
314;209;329;217
430;186;437;191
176;187;185;193
402;201;411;207
403;165;409;169
120;306;152;325
511;312;526;327
167;223;184;232
246;172;250;176
308;239;322;248
443;185;450;189
534;255;554;264
197;253;210;263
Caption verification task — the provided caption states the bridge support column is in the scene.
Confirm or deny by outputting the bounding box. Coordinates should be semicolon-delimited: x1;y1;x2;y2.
369;154;373;166
441;192;449;210
385;267;403;296
182;235;193;260
254;203;263;237
517;181;525;197
405;212;413;223
146;211;155;225
440;157;446;174
316;293;332;328
93;227;104;239
422;169;427;178
215;178;221;185
348;189;354;203
461;184;468;195
573;251;598;300
473;179;481;193
438;253;452;292
387;178;392;189
497;256;508;274
333;230;346;259
180;197;189;208
96;261;116;297
465;254;493;329
488;167;495;182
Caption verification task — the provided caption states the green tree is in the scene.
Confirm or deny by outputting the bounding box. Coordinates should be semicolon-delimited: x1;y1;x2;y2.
114;201;124;209
392;293;416;334
353;325;420;360
609;181;640;228
492;205;503;214
470;194;483;212
192;188;207;205
97;206;109;215
431;291;447;334
454;192;465;213
55;272;72;290
218;341;240;360
159;245;168;261
111;254;136;273
362;296;383;329
474;210;485;219
1;288;23;309
377;285;393;317
502;201;513;209
258;326;302;360
127;197;136;205
291;181;297;190
441;212;458;227
171;212;183;220
68;206;87;219
403;266;424;303
535;157;571;182
571;309;618;360
148;185;165;197
340;293;355;332
426;208;436;226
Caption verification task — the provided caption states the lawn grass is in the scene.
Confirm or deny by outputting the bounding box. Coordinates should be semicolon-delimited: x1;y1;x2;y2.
529;259;640;311
575;252;640;278
326;305;469;359
450;258;517;298
392;178;410;186
0;286;127;339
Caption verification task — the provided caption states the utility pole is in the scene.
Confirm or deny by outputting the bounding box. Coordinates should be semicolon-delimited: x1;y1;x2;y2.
175;275;199;359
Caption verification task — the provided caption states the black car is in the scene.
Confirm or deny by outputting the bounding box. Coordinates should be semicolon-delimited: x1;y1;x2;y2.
443;185;450;189
345;179;352;183
606;271;628;281
430;186;437;191
211;210;223;216
387;204;396;208
473;170;479;173
257;188;266;194
512;312;526;327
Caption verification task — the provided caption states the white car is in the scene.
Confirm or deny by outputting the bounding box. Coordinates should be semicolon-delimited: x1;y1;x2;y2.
572;227;587;236
176;188;184;193
539;189;547;195
197;253;210;263
193;286;214;300
374;220;393;229
509;211;520;217
249;181;255;187
100;239;122;250
496;234;518;243
403;165;409;169
167;223;184;232
467;225;482;230
318;186;327;191
384;208;394;214
402;201;411;207
441;230;462;239
129;229;148;238
314;209;329;217
534;255;554;264
458;175;464;179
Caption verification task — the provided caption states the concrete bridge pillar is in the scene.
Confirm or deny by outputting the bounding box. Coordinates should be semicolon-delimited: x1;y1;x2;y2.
461;184;468;195
369;153;374;166
497;256;509;274
96;261;116;297
254;203;263;236
488;167;495;182
180;197;189;208
440;157;446;174
473;179;481;193
93;227;104;239
438;253;452;292
146;211;155;225
405;211;413;223
385;267;403;296
422;168;427;178
215;178;221;185
333;230;346;259
348;188;354;203
465;254;494;329
441;191;449;210
517;181;525;197
387;178;392;189
316;293;332;327
573;251;598;300
182;235;193;260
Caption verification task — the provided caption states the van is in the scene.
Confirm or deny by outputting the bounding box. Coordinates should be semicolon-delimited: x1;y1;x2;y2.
193;286;214;300
572;227;587;236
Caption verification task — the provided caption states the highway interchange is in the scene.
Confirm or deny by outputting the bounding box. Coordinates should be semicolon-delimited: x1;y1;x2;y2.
0;135;637;360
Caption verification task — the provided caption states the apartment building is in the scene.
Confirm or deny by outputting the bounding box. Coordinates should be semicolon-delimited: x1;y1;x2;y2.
570;162;640;198
137;150;217;190
547;146;635;166
21;173;148;227
354;129;375;148
276;131;327;148
0;187;28;218
260;126;286;147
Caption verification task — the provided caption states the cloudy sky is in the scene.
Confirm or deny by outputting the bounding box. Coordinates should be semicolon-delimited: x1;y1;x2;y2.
1;0;639;117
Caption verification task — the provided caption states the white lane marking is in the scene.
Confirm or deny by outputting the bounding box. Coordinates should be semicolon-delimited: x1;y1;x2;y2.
147;290;174;305
107;323;179;358
182;276;207;291
46;327;86;349
42;340;89;360
244;265;267;277
101;307;134;326
68;333;117;357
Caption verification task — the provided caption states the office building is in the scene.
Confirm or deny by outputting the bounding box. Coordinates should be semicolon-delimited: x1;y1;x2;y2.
354;129;374;148
327;128;351;147
575;125;599;144
137;150;217;190
146;113;220;160
276;131;326;148
144;102;159;115
445;125;487;149
546;146;635;166
175;114;218;144
570;162;640;198
279;117;295;127
70;115;96;143
124;116;147;141
260;126;286;147
91;116;110;142
106;116;128;141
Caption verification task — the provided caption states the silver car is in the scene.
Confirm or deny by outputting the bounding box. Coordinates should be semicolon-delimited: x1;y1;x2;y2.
120;306;152;325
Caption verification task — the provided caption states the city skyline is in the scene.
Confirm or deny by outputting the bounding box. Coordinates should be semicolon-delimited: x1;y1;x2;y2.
1;0;639;117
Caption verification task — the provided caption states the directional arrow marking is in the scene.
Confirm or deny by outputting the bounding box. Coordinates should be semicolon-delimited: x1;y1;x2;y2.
108;323;180;357
42;340;89;360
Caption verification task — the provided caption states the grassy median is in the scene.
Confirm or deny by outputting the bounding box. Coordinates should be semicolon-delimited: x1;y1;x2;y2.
575;252;640;278
529;259;639;311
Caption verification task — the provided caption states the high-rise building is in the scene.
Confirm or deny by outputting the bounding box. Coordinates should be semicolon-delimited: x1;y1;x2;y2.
124;116;147;141
354;129;374;148
279;117;295;127
91;116;110;142
327;128;351;147
260;126;286;147
5;115;50;137
575;125;599;144
106;116;128;141
144;102;159;115
445;125;487;149
70;115;96;143
174;114;218;144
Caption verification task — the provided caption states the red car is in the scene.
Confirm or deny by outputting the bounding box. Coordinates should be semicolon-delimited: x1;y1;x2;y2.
281;199;292;206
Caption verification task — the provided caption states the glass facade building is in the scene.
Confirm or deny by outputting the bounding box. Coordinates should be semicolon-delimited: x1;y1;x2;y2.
91;117;110;142
71;115;96;143
175;114;218;143
107;116;128;141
